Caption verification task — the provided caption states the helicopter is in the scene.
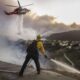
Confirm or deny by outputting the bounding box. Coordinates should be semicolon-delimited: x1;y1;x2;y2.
4;0;32;15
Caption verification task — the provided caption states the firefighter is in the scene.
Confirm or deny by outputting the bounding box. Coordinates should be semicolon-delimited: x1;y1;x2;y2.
19;34;47;76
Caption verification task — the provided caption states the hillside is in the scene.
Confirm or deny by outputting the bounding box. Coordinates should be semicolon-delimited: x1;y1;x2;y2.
47;30;80;41
45;30;80;70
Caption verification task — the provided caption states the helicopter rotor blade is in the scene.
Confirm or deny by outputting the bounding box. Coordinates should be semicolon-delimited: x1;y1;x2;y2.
22;3;33;7
5;5;18;7
17;0;21;7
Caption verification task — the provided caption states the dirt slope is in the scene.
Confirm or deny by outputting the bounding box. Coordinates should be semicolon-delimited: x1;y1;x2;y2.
0;61;78;80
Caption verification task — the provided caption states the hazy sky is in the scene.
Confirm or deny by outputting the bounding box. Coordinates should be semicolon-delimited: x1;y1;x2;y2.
29;0;80;23
17;0;80;24
1;0;80;24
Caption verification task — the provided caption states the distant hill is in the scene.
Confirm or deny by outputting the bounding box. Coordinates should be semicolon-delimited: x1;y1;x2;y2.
47;30;80;41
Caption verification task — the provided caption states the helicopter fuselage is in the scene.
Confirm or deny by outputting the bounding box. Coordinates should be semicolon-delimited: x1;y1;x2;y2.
13;8;30;15
4;0;32;15
4;7;30;15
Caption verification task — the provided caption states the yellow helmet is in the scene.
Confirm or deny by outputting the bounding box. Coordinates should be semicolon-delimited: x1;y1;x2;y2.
37;34;42;40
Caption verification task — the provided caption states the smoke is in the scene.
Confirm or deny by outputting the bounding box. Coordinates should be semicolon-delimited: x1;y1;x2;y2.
0;7;25;64
0;1;37;65
24;13;80;37
24;14;56;35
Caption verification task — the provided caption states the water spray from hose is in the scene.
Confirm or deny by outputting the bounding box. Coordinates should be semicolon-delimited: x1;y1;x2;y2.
50;58;80;74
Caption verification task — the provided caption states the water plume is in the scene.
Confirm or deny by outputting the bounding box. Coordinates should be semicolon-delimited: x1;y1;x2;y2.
50;59;80;74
